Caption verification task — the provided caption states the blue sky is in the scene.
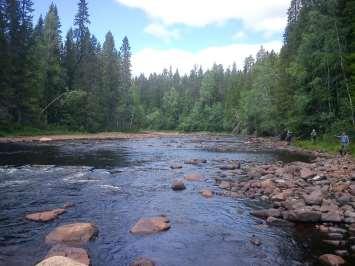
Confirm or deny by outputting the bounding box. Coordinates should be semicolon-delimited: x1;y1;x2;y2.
33;0;290;75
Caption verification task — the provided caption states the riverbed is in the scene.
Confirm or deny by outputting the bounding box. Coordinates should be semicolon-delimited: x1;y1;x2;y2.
0;134;316;266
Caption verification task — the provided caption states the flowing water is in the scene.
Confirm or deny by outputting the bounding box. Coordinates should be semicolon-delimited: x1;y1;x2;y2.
0;135;316;266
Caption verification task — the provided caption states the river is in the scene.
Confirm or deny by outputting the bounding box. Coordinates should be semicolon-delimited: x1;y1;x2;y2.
0;135;316;266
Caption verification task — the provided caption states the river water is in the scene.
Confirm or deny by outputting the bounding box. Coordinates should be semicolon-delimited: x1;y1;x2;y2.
0;135;315;266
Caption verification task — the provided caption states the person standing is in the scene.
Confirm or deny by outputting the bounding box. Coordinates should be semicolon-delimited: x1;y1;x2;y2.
336;132;350;156
311;129;317;143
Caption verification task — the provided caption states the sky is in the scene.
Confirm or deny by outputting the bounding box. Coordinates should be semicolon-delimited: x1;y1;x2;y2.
32;0;290;76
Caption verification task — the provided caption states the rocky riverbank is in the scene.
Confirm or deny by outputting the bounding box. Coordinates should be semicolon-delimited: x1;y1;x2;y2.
213;138;355;265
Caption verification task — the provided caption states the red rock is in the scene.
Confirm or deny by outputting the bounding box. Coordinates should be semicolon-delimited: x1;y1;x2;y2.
26;208;66;222
219;181;231;189
131;257;156;266
36;256;86;266
300;168;315;179
171;180;186;191
184;173;203;181
200;189;213;198
46;245;90;265
283;208;321;222
251;208;281;218
45;223;98;245
319;254;345;266
304;190;323;205
130;216;170;235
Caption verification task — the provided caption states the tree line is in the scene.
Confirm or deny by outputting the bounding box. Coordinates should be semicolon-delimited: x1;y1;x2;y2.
0;0;132;132
0;0;354;137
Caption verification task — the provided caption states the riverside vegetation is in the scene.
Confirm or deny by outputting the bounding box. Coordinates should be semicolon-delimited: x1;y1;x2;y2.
0;0;354;144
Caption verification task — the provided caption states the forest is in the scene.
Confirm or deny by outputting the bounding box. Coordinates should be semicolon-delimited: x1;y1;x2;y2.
0;0;354;138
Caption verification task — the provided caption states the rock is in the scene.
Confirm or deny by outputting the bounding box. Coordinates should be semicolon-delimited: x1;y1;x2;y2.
220;162;241;170
283;199;306;210
36;256;86;266
250;238;261;246
283;209;321;222
131;257;156;266
300;168;315;179
334;250;348;257
46;245;90;265
39;137;52;142
318;254;345;266
304;190;323;205
184;173;203;181
184;159;207;165
26;208;66;222
200;189;213;198
170;164;182;169
321;211;344;223
251;209;281;218
130;216;171;235
171;180;186;191
45;223;98;245
322;240;346;247
219;181;231;189
266;217;294;227
63;203;75;209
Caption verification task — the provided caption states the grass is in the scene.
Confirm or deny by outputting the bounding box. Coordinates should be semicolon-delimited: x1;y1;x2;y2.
0;126;84;137
295;135;355;158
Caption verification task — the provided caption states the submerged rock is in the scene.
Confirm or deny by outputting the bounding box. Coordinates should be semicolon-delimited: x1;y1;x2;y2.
170;164;182;169
45;223;98;245
130;216;171;235
131;257;156;266
171;180;186;191
36;256;86;266
46;245;90;265
26;208;66;222
318;254;345;266
200;189;213;198
184;159;207;165
184;173;203;181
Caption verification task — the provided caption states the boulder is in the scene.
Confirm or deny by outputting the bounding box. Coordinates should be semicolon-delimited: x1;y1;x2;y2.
321;211;344;223
200;189;213;198
130;216;170;235
283;209;321;222
131;257;156;266
26;208;66;222
251;209;281;218
184;173;203;181
300;168;315;179
318;254;345;266
36;256;86;266
283;199;306;210
171;180;186;191
45;223;98;245
219;181;231;190
304;190;323;205
266;217;294;227
46;245;90;265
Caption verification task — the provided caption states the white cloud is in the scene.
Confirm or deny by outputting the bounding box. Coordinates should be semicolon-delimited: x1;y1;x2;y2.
115;0;288;33
144;23;180;42
233;31;246;40
132;41;282;76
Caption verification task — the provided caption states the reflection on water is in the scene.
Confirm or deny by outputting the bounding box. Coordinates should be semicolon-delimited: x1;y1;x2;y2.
0;136;313;266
